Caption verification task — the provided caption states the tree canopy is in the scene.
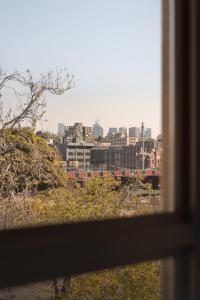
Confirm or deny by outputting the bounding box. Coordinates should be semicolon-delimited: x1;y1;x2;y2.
0;128;66;199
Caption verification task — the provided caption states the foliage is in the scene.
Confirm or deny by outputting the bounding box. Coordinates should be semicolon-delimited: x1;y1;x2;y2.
0;178;160;300
0;128;66;199
59;262;160;300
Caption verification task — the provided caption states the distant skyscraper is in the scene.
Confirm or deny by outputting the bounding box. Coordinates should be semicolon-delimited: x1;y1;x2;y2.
58;123;66;137
119;127;127;135
93;121;103;139
129;127;140;138
145;128;152;139
107;127;118;137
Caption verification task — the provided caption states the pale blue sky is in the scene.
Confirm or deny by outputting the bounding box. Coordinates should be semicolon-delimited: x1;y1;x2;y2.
0;0;161;137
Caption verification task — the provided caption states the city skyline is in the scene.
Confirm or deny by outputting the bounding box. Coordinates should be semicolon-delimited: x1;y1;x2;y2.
57;121;158;139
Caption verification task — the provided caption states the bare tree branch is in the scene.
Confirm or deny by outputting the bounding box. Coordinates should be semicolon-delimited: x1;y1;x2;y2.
0;68;74;130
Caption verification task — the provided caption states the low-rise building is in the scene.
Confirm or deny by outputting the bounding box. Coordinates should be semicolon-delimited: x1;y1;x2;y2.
66;142;94;169
104;145;137;170
121;146;137;169
136;141;156;154
91;147;108;169
91;142;162;171
129;136;139;146
105;146;122;169
102;133;129;146
136;153;152;169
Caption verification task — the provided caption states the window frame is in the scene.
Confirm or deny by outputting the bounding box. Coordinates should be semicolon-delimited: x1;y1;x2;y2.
0;0;199;299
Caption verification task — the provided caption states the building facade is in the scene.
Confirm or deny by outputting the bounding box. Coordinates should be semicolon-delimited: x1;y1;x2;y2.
107;127;118;137
64;123;93;143
129;127;140;138
119;127;127;136
105;146;122;169
58;123;66;137
93;122;104;139
102;133;129;146
66;142;94;169
91;142;162;170
83;126;93;142
129;136;139;146
144;128;152;140
91;147;108;169
121;146;137;169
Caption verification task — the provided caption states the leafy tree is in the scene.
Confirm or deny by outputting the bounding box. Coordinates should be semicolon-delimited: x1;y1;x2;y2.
0;129;66;200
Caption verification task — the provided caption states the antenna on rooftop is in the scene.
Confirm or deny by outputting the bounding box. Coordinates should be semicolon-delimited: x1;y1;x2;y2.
141;122;145;170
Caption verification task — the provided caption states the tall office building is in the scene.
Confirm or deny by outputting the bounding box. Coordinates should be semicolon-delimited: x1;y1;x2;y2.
145;128;152;139
93;121;104;139
107;127;118;137
119;127;127;135
129;127;140;138
58;123;66;137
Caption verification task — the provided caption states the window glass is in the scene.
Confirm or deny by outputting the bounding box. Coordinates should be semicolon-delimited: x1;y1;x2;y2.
0;0;162;227
0;260;162;300
0;0;167;296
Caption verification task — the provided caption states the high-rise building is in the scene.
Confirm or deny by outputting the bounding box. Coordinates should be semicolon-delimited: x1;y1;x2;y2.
58;123;66;137
129;127;140;138
145;128;152;140
93;121;103;139
65;123;93;143
83;126;93;142
119;127;127;136
107;127;118;137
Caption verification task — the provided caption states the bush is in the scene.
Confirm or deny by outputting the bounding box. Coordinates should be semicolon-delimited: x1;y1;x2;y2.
0;128;66;198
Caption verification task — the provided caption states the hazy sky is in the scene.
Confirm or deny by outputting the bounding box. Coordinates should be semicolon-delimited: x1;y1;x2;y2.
1;0;161;137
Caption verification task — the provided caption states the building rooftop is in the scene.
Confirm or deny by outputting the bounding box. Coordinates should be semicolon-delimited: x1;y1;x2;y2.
67;142;95;147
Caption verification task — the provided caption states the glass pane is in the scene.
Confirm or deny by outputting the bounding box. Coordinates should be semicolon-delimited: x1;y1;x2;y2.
0;0;162;229
0;2;173;299
0;260;162;300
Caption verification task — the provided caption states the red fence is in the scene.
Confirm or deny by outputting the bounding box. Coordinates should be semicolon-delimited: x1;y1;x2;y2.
67;169;160;179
